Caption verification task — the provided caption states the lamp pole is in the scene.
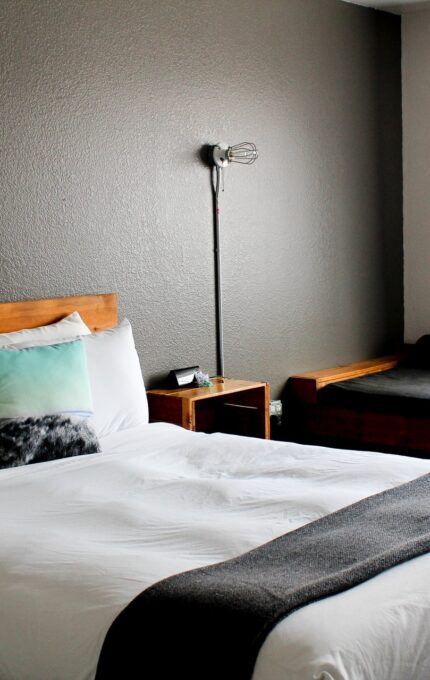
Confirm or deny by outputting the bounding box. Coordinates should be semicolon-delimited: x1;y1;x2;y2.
212;165;224;377
210;142;258;379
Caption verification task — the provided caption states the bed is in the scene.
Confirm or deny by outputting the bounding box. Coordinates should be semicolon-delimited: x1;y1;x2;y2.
1;295;430;680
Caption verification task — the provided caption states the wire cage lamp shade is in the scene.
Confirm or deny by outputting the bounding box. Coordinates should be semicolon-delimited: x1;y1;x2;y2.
212;142;258;168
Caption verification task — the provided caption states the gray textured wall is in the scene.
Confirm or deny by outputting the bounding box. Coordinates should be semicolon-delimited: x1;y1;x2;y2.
403;9;430;342
0;0;402;397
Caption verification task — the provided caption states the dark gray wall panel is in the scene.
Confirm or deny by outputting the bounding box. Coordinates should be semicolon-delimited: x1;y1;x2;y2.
0;0;402;396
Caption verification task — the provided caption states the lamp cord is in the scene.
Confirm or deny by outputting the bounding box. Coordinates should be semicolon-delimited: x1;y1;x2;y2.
212;166;224;377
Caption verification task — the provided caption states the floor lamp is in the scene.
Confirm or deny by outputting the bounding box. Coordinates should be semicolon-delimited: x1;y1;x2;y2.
210;142;258;377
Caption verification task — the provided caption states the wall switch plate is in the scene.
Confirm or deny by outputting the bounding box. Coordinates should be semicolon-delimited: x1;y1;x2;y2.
270;400;282;418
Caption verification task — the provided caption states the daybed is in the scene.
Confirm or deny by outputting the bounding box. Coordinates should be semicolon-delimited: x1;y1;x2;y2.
289;350;430;456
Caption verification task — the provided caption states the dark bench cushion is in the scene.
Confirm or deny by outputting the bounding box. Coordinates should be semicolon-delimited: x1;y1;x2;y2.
320;367;430;417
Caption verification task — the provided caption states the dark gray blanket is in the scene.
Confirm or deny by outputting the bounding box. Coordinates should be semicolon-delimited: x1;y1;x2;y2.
96;472;430;680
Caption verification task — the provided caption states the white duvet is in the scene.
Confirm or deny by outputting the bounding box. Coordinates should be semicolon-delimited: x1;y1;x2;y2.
1;423;430;680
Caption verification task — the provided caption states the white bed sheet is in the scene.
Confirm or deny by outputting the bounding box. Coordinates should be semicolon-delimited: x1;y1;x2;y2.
1;422;429;680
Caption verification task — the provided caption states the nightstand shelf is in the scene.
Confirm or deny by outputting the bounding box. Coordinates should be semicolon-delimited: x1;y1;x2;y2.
147;378;270;439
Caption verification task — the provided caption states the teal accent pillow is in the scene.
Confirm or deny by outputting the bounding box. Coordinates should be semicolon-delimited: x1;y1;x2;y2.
0;340;93;418
0;340;100;469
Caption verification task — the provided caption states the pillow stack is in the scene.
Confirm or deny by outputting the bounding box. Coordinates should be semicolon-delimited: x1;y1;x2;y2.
0;312;148;469
0;340;99;468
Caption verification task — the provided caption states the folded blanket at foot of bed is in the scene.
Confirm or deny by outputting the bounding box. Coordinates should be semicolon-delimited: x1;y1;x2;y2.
96;473;430;680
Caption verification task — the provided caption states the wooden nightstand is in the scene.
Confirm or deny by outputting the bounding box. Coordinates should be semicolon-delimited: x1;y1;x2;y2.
147;378;270;439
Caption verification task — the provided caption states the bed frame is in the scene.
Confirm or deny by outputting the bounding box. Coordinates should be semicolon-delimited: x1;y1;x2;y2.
288;353;430;457
0;293;118;334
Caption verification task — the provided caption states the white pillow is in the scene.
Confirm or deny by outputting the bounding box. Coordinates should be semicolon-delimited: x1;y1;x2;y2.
84;320;148;438
0;311;91;349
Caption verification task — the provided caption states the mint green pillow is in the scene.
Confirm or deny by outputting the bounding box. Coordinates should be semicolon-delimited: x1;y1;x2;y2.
0;340;93;418
0;340;99;469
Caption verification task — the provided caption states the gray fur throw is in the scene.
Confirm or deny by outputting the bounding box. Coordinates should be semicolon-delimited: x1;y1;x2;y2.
0;415;100;469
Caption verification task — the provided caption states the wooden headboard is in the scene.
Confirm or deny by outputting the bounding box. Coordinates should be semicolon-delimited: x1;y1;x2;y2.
0;293;118;334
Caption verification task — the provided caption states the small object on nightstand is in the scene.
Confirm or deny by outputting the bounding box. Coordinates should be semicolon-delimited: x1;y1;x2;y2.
168;366;200;387
195;370;213;387
147;378;270;439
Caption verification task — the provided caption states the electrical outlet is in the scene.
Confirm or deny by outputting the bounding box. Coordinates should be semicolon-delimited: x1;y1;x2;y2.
270;400;282;418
